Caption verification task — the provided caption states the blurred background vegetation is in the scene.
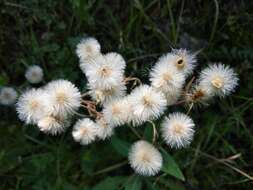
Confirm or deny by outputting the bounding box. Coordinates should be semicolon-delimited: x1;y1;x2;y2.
0;0;253;189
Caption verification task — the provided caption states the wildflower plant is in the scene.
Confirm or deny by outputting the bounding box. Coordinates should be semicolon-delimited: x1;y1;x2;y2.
25;65;44;84
15;37;239;177
0;87;17;106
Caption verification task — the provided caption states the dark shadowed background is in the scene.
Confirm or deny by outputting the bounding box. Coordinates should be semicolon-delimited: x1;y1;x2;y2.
0;0;253;189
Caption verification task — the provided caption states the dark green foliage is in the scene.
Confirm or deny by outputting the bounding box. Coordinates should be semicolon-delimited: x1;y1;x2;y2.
0;0;253;189
161;148;185;181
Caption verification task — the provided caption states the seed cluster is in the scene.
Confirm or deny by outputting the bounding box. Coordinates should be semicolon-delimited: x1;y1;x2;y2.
13;37;239;176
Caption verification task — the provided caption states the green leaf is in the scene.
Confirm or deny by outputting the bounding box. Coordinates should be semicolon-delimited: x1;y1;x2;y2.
110;136;131;157
159;178;186;190
160;148;185;181
93;176;126;190
0;74;8;85
41;43;60;52
124;175;142;190
145;179;158;190
81;150;95;175
143;124;153;142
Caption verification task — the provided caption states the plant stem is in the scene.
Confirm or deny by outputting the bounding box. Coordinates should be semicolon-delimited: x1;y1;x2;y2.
186;102;194;115
192;148;253;181
128;125;142;139
93;160;128;175
166;0;177;45
208;0;219;46
148;120;157;144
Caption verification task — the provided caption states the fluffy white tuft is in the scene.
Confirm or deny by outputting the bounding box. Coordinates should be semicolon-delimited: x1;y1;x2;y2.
95;117;114;140
0;87;18;106
161;112;195;148
38;116;69;135
72;118;98;145
16;88;47;124
89;82;126;105
76;37;101;61
150;61;185;105
104;52;126;71
198;63;238;97
186;85;214;104
128;140;162;176
159;49;197;76
79;54;104;74
102;97;132;127
44;80;81;118
164;87;183;106
150;61;185;92
129;85;167;126
25;65;43;84
85;55;125;90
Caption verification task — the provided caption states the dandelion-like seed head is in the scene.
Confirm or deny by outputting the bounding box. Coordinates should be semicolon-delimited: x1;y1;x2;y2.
76;37;101;61
72;118;98;145
25;65;43;84
95;117;114;140
150;61;185;93
0;87;18;106
104;52;126;71
161;112;195;149
186;85;213;104
172;49;197;75
16;88;47;124
85;56;125;90
89;82;126;105
198;63;239;97
45;80;81;117
37;116;69;135
128;140;162;176
159;49;197;76
129;85;167;125
103;97;131;127
164;87;183;106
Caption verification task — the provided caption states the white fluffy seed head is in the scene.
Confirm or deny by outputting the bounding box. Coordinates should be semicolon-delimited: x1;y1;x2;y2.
128;140;162;176
85;55;125;90
37;116;69;135
95;117;114;140
79;53;104;74
150;61;185;106
102;97;131;127
186;85;213;104
198;63;239;97
104;52;126;71
150;61;186;92
16;88;47;124
129;85;167;126
164;87;183;106
72;118;98;145
161;112;195;149
76;37;101;61
0;87;18;106
159;49;197;76
25;65;43;84
44;80;81;118
89;82;126;105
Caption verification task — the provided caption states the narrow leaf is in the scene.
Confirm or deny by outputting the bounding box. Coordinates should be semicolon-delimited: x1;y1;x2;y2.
145;179;158;190
143;124;153;142
160;148;185;181
124;175;142;190
93;176;126;190
110;136;131;157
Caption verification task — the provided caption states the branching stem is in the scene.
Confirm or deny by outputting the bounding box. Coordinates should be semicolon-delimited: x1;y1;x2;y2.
148;120;157;144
